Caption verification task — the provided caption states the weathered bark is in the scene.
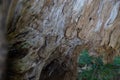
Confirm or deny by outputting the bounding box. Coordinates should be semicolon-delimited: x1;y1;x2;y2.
7;0;120;80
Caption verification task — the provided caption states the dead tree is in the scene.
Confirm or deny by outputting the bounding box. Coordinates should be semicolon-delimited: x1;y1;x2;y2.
7;0;120;80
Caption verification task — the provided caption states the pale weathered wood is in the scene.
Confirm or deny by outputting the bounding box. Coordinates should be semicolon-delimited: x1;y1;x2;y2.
7;0;120;80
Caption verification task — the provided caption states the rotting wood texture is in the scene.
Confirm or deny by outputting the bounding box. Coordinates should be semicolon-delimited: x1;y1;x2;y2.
7;0;120;80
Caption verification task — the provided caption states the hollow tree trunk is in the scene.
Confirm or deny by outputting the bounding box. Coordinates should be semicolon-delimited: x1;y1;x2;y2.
7;0;120;80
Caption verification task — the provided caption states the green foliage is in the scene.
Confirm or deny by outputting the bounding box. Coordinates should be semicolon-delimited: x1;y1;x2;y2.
78;50;120;80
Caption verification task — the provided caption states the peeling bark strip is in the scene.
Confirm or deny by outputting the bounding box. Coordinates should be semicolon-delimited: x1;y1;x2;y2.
7;0;120;80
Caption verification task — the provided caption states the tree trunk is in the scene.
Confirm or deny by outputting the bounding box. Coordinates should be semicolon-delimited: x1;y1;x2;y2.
7;0;120;80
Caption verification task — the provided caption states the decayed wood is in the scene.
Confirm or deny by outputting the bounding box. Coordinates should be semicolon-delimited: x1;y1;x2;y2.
7;0;120;80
